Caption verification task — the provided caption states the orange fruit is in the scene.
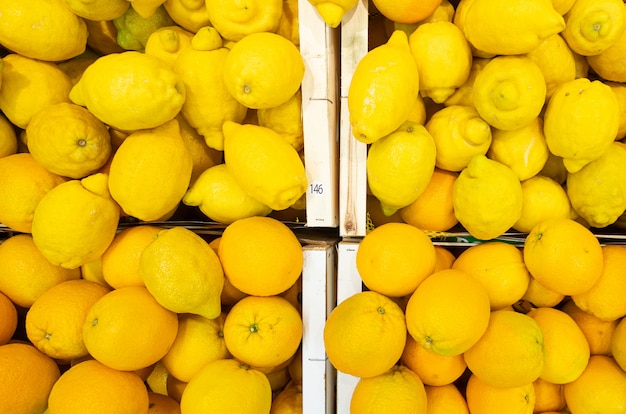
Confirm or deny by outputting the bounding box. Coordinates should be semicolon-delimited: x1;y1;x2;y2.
0;291;17;345
571;244;626;321
208;236;249;306
25;279;110;360
400;332;467;386
561;298;618;356
465;373;536;414
372;0;443;24
324;290;407;378
452;241;531;310
179;358;272;414
521;277;565;308
527;306;590;384
0;233;81;308
464;310;545;388
288;348;303;385
611;316;626;372
0;342;61;414
101;224;163;289
425;384;470;414
147;392;181;414
405;268;491;356
350;365;427;413
356;222;437;297
217;216;303;296
563;355;626;413
433;245;456;272
47;359;150;414
523;218;603;296
270;382;302;413
399;168;459;232
533;378;566;413
82;286;179;371
166;374;187;403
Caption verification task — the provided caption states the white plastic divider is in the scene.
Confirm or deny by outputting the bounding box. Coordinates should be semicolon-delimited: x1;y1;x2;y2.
299;0;340;228
302;242;338;414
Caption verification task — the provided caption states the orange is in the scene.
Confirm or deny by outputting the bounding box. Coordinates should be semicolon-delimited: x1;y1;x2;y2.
148;392;181;414
82;286;179;371
433;245;456;272
465;373;535;414
166;374;187;403
533;378;566;413
611;317;626;372
101;224;163;289
161;312;230;383
521;277;565;308
571;244;626;321
270;382;302;413
0;233;81;308
179;358;272;414
523;218;603;296
323;290;407;378
0;342;61;414
81;257;111;288
561;298;618;356
25;279;110;360
217;216;303;296
47;359;150;414
288;348;303;385
400;332;467;386
0;152;66;233
425;384;470;414
223;295;302;369
208;236;248;306
279;276;302;315
350;365;427;413
452;241;531;310
527;306;590;384
372;0;443;24
405;268;491;356
356;222;437;297
464;310;545;388
563;355;626;413
0;291;17;345
399;168;459;232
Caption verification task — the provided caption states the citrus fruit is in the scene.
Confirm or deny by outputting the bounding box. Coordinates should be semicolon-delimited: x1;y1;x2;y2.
561;298;619;356
533;378;566;413
611;317;626;371
372;0;442;24
465;373;535;414
405;268;491;356
175;114;223;186
307;0;357;28
425;384;470;414
0;292;17;345
521;277;566;309
524;33;577;98
64;0;129;20
206;0;282;41
443;57;491;107
270;382;302;413
0;113;17;158
82;286;179;371
113;5;175;51
147;392;181;414
587;28;626;82
163;0;212;33
400;333;467;386
144;25;194;68
128;0;167;18
257;89;304;152
513;175;573;233
608;81;626;140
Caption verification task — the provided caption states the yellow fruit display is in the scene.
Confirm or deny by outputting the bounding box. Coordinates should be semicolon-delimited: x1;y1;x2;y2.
323;290;407;378
47;359;149;414
144;25;194;68
206;0;282;41
400;333;467;386
561;299;618;356
307;0;358;28
0;342;61;414
64;0;129;21
70;51;185;131
163;0;212;33
366;122;437;216
452;155;523;241
425;384;470;414
257;89;304;152
525;33;577;98
405;268;490;356
562;0;626;56
611;317;626;371
373;0;443;24
0;292;17;345
348;30;419;144
465;373;535;414
139;226;224;319
513;175;573;233
82;286;178;371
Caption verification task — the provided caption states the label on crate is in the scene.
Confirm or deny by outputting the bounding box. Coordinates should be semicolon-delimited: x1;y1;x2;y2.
308;182;325;197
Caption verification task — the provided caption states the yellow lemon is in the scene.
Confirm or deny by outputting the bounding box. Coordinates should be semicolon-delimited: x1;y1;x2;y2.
206;0;282;41
276;0;300;45
176;114;223;186
0;0;88;61
443;57;491;107
426;105;492;172
453;155;523;241
348;30;419;144
562;0;626;56
83;19;126;55
587;29;626;83
373;0;443;25
543;77;620;173
31;173;120;269
607;81;626;140
64;0;129;21
0;113;17;158
257;89;304;152
367;121;437;216
163;0;212;33
473;55;547;131
70;51;185;131
113;5;175;51
522;277;566;309
524;33;577;98
307;0;358;28
144;25;194;68
408;21;472;103
223;31;304;109
513;175;573;233
552;0;576;15
612;317;626;371
222;122;306;211
139;226;224;319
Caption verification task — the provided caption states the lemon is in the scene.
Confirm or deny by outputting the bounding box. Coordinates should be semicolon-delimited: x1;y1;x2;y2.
566;141;626;228
57;55;98;86
443;57;491;107
0;54;73;129
0;113;17;158
113;5;175;51
223;121;307;211
348;30;420;144
552;0;576;15
223;31;304;110
176;114;223;185
587;29;626;83
26;103;112;180
70;51;185;131
453;155;523;240
425;105;492;172
140;226;224;319
541;152;569;185
164;0;212;33
128;0;167;18
144;25;194;68
487;117;549;181
206;0;283;41
513;175;573;233
108;119;193;222
561;0;626;56
408;21;472;104
608;81;626;140
307;0;358;28
257;89;304;152
543;77;620;173
367;121;437;216
173;27;248;151
183;163;273;224
83;19;126;55
63;0;129;21
0;0;88;62
31;173;120;269
525;33;577;98
454;0;565;55
277;0;300;45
